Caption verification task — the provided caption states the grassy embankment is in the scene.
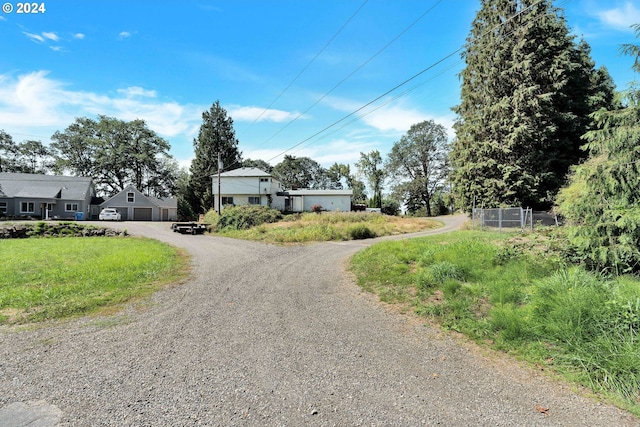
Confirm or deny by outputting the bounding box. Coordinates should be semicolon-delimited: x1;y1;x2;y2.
350;230;640;416
210;210;441;243
0;237;189;325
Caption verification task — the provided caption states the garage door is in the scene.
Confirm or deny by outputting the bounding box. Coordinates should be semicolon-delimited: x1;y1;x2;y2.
133;207;152;221
115;208;128;221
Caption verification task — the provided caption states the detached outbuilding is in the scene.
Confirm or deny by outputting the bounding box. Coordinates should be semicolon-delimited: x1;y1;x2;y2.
212;167;353;213
100;185;177;221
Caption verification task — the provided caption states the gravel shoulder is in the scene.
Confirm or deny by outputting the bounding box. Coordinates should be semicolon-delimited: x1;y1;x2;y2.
0;215;638;426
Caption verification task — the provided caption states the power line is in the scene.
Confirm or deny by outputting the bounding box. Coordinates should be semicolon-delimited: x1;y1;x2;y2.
241;0;370;130
266;0;548;164
256;0;444;149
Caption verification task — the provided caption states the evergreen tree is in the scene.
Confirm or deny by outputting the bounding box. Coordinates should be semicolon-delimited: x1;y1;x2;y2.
557;25;640;273
451;0;615;211
188;101;242;214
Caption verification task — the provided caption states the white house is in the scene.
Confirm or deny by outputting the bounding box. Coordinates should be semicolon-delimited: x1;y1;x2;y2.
212;168;353;213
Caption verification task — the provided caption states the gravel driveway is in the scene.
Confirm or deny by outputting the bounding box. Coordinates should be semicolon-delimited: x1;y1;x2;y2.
1;215;638;426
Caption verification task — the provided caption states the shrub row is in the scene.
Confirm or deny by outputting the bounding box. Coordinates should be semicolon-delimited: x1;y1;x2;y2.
0;222;127;239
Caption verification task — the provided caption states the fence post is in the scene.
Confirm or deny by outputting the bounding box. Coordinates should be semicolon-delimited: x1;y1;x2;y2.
498;208;502;232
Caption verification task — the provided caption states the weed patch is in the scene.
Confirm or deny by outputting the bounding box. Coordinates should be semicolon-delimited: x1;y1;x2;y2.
350;230;640;416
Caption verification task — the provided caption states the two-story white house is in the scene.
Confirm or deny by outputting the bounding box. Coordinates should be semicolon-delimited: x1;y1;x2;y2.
212;168;353;213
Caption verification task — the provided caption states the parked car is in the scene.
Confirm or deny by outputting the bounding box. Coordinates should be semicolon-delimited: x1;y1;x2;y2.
99;208;122;221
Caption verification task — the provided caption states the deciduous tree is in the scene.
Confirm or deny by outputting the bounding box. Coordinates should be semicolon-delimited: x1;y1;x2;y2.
356;150;386;209
386;120;449;216
51;115;176;197
272;155;328;189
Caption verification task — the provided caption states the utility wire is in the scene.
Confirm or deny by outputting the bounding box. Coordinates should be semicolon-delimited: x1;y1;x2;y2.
255;0;444;149
266;0;548;164
241;0;370;130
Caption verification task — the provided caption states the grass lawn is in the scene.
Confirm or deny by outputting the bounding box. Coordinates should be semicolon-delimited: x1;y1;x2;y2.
350;230;640;417
0;236;189;325
214;211;441;243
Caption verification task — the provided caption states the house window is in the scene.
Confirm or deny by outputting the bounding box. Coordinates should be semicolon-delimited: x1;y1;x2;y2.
65;203;79;212
20;202;35;213
260;178;269;182
221;196;234;206
248;196;260;205
127;192;135;203
0;201;6;214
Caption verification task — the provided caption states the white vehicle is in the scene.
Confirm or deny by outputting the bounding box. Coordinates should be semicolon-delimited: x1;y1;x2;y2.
99;208;122;221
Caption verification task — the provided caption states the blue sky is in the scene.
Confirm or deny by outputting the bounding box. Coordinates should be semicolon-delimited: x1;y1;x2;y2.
1;0;639;173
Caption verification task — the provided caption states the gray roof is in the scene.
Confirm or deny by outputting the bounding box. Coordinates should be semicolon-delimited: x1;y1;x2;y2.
148;196;178;209
218;167;271;178
0;173;92;200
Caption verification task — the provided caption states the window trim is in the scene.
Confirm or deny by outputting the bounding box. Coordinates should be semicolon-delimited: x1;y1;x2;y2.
20;201;35;213
221;196;234;206
248;196;260;205
65;203;79;212
0;201;7;213
127;192;135;203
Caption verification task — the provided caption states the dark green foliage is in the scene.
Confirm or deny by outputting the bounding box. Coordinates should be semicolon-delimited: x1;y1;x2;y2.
451;0;616;211
0;131;53;174
558;25;640;274
272;155;328;189
216;205;282;230
188;101;242;214
51;116;176;197
357;150;386;209
387;120;449;216
242;158;272;173
381;198;400;216
347;224;376;240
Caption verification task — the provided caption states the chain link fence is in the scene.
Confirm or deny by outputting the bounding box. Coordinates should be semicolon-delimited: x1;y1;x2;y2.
472;207;533;231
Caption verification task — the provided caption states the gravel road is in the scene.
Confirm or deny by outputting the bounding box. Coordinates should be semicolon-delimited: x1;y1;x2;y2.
1;215;638;426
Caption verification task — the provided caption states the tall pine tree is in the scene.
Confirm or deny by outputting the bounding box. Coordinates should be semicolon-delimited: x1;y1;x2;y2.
187;101;242;214
451;0;615;211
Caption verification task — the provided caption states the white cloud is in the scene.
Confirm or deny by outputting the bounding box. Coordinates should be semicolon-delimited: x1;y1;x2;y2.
119;31;132;39
117;86;157;98
42;32;60;41
0;71;206;160
73;33;85;40
228;105;299;123
50;46;63;52
323;95;455;138
23;32;45;43
597;2;640;31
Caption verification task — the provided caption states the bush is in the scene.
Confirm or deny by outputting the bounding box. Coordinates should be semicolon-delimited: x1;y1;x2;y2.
216;205;282;231
202;209;219;229
348;224;377;240
310;204;323;213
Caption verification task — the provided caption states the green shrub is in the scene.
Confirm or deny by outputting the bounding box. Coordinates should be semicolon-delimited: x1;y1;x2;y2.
203;209;219;229
348;224;376;240
216;205;282;230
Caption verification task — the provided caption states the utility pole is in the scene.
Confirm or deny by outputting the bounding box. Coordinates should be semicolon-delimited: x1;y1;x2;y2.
217;152;222;215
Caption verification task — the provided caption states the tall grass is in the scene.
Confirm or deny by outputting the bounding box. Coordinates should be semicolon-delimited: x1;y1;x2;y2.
214;211;439;243
0;237;188;324
350;231;640;415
